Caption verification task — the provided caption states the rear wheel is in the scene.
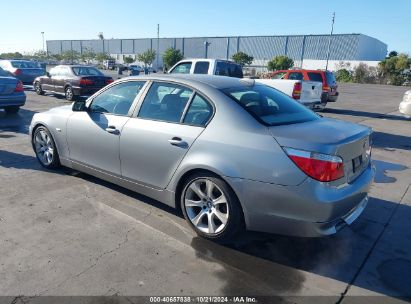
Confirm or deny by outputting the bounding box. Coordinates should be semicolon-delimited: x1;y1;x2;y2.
32;126;61;169
4;106;20;114
181;172;244;243
65;86;75;101
34;82;44;95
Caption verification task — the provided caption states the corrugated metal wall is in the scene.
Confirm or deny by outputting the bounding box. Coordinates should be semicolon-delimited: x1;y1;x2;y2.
46;34;387;67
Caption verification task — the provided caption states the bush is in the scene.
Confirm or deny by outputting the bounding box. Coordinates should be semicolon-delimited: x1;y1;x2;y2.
123;56;135;64
267;56;294;71
162;48;183;70
137;49;156;67
335;69;353;83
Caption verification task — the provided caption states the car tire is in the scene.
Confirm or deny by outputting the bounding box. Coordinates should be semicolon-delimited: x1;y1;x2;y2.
34;82;44;95
32;126;61;169
65;86;75;101
4;106;20;114
180;172;244;243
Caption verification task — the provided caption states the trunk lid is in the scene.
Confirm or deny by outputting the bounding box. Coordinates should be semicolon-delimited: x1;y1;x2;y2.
0;76;18;95
269;118;372;183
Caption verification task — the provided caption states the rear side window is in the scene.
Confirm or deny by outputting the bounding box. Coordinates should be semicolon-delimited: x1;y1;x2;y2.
194;62;210;74
11;61;39;68
307;72;323;83
326;72;336;84
271;72;286;79
170;62;192;74
138;82;193;123
215;61;228;76
288;72;303;80
228;63;243;78
223;85;319;126
183;94;213;126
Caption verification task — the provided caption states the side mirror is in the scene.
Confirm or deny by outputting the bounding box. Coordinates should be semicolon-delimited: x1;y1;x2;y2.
46;72;51;77
72;100;87;112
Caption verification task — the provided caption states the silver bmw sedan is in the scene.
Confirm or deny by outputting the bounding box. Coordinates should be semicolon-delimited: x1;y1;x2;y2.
30;75;375;242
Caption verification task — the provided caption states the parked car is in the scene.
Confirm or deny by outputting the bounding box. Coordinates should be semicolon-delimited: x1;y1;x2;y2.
33;65;113;101
256;78;326;110
0;59;45;85
0;67;26;113
103;59;116;70
29;75;374;242
169;59;243;78
399;90;411;117
270;69;339;102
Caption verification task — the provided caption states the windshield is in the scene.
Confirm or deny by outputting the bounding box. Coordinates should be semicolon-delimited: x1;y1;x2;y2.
72;66;103;76
11;61;40;68
223;84;319;126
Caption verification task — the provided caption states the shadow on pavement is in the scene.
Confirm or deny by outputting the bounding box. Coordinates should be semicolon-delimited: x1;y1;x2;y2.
372;160;408;183
323;108;408;122
0;108;38;135
373;132;411;151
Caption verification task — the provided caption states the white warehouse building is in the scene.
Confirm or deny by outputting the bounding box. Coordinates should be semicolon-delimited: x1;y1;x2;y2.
46;33;387;71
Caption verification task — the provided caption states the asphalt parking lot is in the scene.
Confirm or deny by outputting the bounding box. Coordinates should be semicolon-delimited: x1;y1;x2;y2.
0;82;410;303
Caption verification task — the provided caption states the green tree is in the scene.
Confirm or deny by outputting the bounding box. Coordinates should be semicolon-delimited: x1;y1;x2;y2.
388;51;398;58
335;69;353;83
61;50;80;63
0;52;24;59
137;49;156;67
267;55;294;71
162;48;183;70
81;48;96;64
231;52;254;67
379;53;411;85
123;56;135;64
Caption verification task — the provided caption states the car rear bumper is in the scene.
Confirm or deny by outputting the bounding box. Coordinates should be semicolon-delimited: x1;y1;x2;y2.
227;162;375;237
0;93;26;108
328;91;339;102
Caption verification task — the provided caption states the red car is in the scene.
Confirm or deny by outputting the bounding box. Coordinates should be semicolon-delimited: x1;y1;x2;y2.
270;69;339;102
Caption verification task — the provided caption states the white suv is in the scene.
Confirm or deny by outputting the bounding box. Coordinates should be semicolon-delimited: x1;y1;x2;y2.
169;59;243;78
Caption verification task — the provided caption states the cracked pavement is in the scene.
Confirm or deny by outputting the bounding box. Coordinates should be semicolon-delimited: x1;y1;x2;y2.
0;83;410;303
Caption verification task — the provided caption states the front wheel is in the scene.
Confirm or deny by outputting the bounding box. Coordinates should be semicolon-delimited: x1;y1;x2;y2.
65;86;75;101
32;126;61;169
181;173;244;243
4;106;20;114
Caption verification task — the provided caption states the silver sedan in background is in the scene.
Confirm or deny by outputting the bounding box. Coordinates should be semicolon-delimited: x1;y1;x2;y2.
30;75;375;242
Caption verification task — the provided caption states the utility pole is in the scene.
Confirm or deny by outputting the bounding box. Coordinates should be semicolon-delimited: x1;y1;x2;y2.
41;32;45;53
156;24;160;69
325;12;335;71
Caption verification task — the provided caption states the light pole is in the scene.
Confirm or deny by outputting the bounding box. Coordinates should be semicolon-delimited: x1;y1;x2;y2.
41;32;45;53
325;12;335;71
156;24;160;70
204;41;211;58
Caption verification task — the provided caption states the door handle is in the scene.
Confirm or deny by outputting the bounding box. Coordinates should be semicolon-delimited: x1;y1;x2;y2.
168;137;188;148
105;126;120;135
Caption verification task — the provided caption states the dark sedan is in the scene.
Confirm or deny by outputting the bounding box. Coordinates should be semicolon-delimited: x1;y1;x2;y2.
0;59;45;85
33;65;114;101
0;68;26;114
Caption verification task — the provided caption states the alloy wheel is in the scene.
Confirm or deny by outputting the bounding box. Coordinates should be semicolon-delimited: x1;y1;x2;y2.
34;130;54;166
184;179;229;235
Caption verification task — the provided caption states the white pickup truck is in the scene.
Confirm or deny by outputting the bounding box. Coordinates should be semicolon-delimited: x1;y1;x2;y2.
169;59;325;110
256;79;326;111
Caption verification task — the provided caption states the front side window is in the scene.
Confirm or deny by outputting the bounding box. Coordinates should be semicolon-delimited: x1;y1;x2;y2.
170;62;192;74
138;82;193;123
194;62;210;74
271;72;286;79
89;81;145;115
183;94;213;126
11;61;39;68
223;84;319;126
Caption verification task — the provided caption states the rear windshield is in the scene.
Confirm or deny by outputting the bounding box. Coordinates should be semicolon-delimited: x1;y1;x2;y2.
223;84;319;126
216;61;243;78
72;67;103;76
326;71;336;84
307;72;324;82
11;61;40;68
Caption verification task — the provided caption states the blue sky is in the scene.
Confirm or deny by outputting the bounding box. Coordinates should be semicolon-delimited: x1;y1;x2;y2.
1;0;410;54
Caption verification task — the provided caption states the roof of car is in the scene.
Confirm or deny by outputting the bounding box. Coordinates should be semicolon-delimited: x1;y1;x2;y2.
126;74;247;90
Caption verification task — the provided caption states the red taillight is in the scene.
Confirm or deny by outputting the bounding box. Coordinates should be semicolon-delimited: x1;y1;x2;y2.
292;82;302;100
13;69;22;76
323;85;330;92
284;148;344;182
14;81;24;92
80;78;94;86
105;78;114;85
